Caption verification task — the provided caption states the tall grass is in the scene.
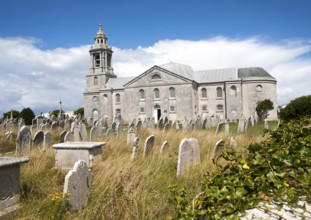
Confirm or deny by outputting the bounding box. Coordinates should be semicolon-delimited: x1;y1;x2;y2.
2;123;271;219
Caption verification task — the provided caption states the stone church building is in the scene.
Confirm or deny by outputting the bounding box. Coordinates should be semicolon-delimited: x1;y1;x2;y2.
84;25;278;123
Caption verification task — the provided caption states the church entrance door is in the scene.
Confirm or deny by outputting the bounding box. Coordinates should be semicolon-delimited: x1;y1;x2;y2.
153;104;161;123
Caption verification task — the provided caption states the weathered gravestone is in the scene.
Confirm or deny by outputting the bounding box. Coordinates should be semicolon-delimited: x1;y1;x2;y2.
213;140;225;160
143;135;155;157
44;132;52;148
135;119;142;130
80;123;88;141
215;122;225;136
105;128;114;139
229;137;237;148
16;126;32;154
33;130;44;148
194;117;200;130
157;118;164;130
177;138;200;177
59;131;67;143
172;120;179;130
160;140;169;154
63;160;92;210
89;126;98;141
127;127;136;145
224;122;230;136
131;137;139;161
202;117;207;129
116;122;122;136
237;118;245;133
64;131;74;142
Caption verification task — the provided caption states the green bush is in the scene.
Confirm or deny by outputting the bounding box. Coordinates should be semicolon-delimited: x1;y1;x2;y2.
280;95;311;121
255;99;274;121
171;117;311;219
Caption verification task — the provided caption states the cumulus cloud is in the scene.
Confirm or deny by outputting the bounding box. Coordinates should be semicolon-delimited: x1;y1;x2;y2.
0;36;310;115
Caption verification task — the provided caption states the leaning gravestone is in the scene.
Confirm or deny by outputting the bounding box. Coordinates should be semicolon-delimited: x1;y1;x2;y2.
215;122;225;136
16;126;32;154
135;119;142;130
33;130;44;148
63;160;92;210
59;130;67;143
213;140;225;160
44;132;52;148
177;138;200;177
131;137;139;161
160;140;169;154
143;135;155;157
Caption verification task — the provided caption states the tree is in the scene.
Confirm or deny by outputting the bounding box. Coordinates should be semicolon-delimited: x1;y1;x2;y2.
19;107;35;125
280;95;311;121
50;109;65;117
73;107;84;117
256;99;274;121
2;109;19;119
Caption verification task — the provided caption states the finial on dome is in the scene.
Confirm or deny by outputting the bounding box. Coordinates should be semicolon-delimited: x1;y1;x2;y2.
96;24;105;38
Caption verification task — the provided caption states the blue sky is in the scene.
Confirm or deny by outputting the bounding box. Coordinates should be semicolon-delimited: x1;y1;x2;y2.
0;0;311;115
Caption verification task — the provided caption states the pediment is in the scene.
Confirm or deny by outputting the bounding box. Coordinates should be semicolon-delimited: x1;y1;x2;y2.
124;65;193;88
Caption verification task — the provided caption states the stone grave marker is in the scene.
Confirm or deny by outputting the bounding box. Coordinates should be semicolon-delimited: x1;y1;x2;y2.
32;131;44;147
202;117;207;129
131;137;139;161
16;126;32;154
160;140;169;154
116;122;122;136
89;126;98;141
229;137;237;148
177;138;200;177
106;128;114;139
224;122;230;136
127;127;136;145
72;124;82;142
80;123;88;141
64;131;74;142
215;122;225;136
213;140;225;160
51;121;58;131
59;130;67;143
63;160;92;210
43;131;52;148
143;135;155;157
194;117;200;130
172;120;179;130
157;118;164;130
237;118;245;133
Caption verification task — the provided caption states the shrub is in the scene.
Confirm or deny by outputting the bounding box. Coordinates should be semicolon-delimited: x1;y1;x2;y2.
255;99;274;121
280;95;311;121
19;107;35;125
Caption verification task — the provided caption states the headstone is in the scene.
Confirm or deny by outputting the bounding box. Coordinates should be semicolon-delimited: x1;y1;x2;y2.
163;123;170;131
72;124;82;142
106;128;114;139
116;122;122;136
63;160;92;210
245;118;250;131
163;117;169;126
264;119;269;129
135;119;142;130
59;130;67;143
229;137;237;148
64;131;74;142
16;126;32;154
51;121;58;131
80;123;88;141
160;140;169;154
224;122;230;136
131;137;139;161
157;118;164;130
143;135;155;157
32;131;44;147
89;126;98;141
41;131;52;147
215;122;225;136
187;119;192;130
194;117;200;130
213;140;225;160
177;138;200;177
127;127;136;145
237;118;245;133
111;122;117;132
182;119;187;131
202;118;207;129
5;121;16;133
172;120;179;130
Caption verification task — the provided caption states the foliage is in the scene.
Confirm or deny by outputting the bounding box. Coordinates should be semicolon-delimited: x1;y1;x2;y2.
73;107;84;117
171;118;311;219
255;99;274;121
280;95;311;122
2;109;19;119
48;193;70;220
19;107;35;125
50;109;65;117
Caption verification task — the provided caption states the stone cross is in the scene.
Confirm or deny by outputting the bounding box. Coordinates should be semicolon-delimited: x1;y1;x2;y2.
177;138;200;177
143;135;155;157
63;160;92;210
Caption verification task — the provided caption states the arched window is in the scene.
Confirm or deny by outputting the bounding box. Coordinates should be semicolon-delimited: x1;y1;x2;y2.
256;85;263;92
201;88;207;98
151;73;161;80
230;86;237;97
139;89;145;100
94;54;100;67
216;104;223;112
154;88;160;99
115;93;120;103
116;108;121;116
216;87;223;98
93;76;98;85
169;87;175;98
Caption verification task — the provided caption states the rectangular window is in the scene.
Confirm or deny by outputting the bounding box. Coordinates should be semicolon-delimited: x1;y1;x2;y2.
170;106;175;112
140;107;145;113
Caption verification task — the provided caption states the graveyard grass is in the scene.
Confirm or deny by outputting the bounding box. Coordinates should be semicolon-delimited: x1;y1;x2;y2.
2;122;276;219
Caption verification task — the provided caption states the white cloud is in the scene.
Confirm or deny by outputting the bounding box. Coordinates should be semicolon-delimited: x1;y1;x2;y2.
0;36;310;115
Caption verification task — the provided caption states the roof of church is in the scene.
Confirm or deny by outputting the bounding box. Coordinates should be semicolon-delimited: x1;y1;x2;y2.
104;62;275;90
104;77;135;90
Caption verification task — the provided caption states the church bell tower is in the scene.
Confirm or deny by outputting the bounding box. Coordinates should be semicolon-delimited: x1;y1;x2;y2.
88;24;116;88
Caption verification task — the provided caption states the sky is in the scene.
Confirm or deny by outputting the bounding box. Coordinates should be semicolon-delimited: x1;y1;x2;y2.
0;0;310;116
